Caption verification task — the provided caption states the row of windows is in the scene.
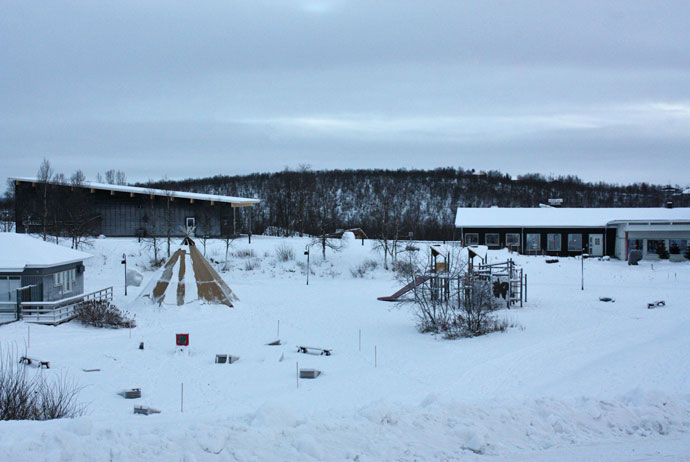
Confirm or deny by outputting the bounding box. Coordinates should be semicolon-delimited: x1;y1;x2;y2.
465;233;585;251
629;239;688;253
54;269;77;294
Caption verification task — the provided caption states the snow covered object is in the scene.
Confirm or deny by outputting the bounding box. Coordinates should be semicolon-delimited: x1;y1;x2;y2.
142;237;237;307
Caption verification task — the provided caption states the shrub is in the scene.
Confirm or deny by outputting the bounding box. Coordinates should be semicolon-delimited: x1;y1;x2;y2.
244;259;260;271
233;248;255;258
74;300;136;328
350;259;378;278
0;349;85;420
275;244;295;262
656;241;670;259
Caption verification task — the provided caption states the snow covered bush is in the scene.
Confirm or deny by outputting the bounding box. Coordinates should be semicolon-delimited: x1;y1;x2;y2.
0;349;85;420
244;258;260;271
275;244;295;262
74;300;136;328
350;259;378;278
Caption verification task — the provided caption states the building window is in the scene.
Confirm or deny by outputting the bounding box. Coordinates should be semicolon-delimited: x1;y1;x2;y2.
547;233;561;251
506;233;520;249
647;239;664;254
568;234;582;251
186;217;196;229
485;233;500;247
53;269;76;293
669;239;688;254
525;233;540;251
628;239;643;251
465;233;479;245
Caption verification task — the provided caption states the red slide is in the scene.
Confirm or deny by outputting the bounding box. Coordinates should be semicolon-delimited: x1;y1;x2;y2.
377;275;431;301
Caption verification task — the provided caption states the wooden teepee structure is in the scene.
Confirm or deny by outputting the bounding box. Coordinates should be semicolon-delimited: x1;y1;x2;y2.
145;232;237;307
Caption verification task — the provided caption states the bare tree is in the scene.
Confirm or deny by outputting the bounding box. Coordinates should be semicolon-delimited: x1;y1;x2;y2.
104;169;116;184
115;170;127;185
164;190;175;258
36;158;53;241
140;191;162;267
310;183;341;259
371;185;403;270
62;170;98;249
1;180;15;232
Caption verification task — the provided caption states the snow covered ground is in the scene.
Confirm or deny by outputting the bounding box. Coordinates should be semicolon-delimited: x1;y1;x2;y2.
1;234;690;461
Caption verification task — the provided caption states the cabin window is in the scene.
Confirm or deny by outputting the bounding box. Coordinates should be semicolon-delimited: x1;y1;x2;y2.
568;234;583;251
185;217;196;229
465;233;479;245
547;233;561;251
485;233;500;246
525;233;540;251
53;269;77;293
506;233;520;249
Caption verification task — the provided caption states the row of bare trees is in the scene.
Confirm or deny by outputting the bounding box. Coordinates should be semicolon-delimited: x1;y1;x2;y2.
12;159;127;249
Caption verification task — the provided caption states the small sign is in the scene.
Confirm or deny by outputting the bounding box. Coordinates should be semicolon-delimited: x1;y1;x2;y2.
176;333;189;346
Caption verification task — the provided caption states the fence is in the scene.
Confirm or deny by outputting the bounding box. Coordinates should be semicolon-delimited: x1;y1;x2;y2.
13;287;114;325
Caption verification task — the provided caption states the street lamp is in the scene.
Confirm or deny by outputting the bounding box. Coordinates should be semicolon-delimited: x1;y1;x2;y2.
121;253;127;296
304;245;310;285
581;251;588;291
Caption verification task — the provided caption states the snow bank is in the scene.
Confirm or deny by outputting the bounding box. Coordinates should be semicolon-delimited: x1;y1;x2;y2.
1;391;688;461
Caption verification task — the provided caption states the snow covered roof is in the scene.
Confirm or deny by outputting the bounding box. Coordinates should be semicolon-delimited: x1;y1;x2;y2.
12;177;260;206
0;233;92;272
455;207;690;228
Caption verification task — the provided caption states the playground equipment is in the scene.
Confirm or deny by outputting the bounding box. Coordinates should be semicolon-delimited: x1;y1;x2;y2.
378;245;526;308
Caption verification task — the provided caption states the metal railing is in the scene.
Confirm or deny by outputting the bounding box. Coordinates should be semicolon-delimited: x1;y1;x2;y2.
20;287;113;324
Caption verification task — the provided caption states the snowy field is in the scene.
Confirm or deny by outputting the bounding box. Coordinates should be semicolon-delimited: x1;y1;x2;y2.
1;234;690;461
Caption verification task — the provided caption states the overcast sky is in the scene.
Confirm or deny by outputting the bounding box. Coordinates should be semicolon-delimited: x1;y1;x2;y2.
1;1;689;187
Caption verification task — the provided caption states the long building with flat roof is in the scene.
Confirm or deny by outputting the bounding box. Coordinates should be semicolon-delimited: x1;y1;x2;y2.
13;178;260;238
455;206;690;260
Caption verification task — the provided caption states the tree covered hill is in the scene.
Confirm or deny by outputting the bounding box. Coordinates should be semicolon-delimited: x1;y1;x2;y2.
139;168;682;241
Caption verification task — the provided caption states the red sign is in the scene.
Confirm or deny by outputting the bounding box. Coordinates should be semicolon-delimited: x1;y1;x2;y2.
176;333;189;346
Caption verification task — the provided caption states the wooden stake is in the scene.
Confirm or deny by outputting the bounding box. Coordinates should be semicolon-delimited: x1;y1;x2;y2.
181;383;184;413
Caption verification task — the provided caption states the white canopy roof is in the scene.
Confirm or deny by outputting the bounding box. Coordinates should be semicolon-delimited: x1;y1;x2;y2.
12;177;260;206
0;233;92;272
455;207;690;228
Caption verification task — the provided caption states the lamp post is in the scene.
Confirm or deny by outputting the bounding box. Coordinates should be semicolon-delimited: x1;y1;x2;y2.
581;251;588;291
121;253;127;296
304;245;310;285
